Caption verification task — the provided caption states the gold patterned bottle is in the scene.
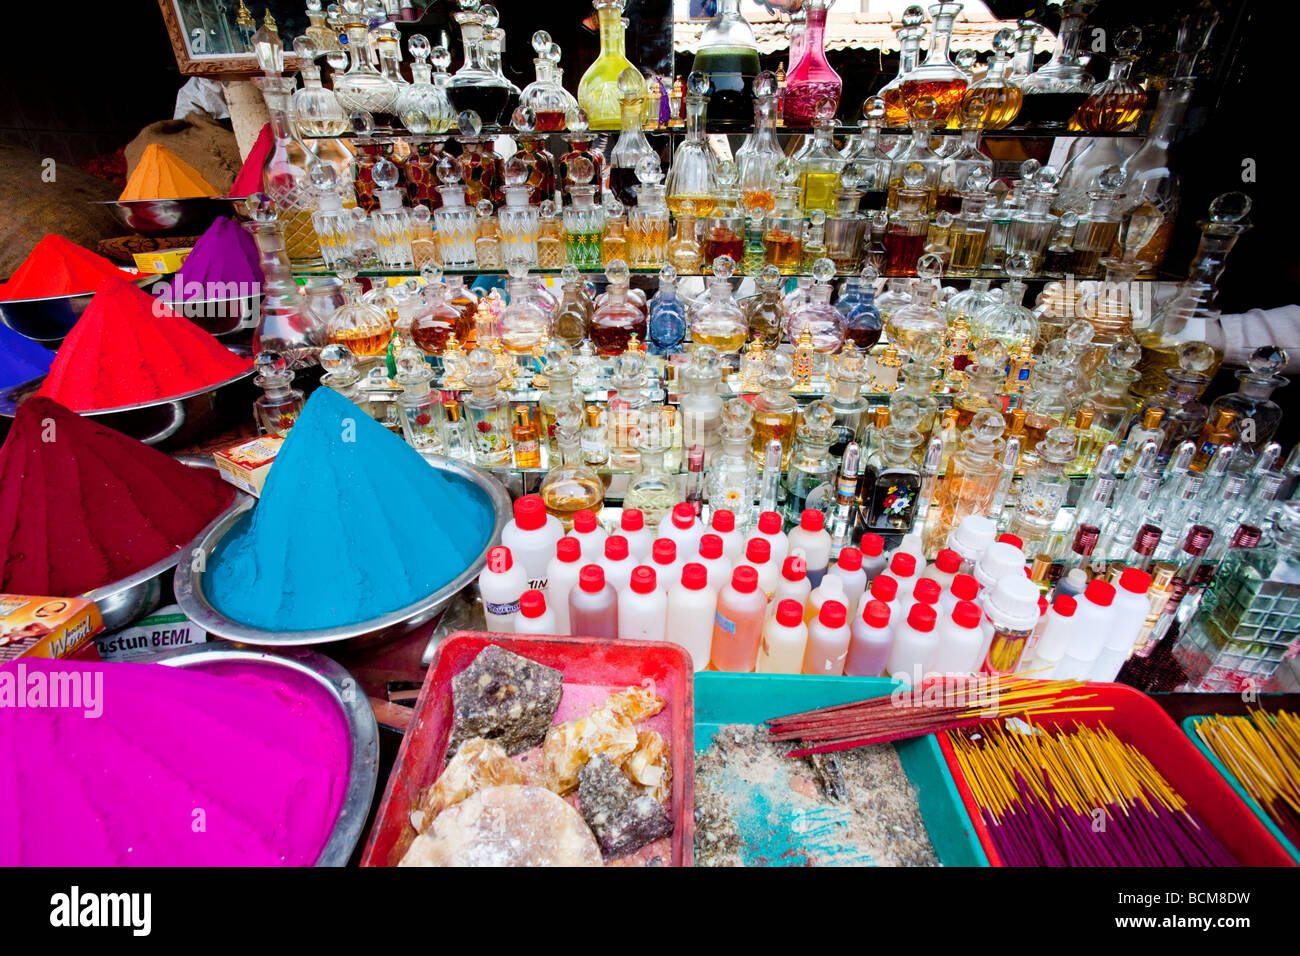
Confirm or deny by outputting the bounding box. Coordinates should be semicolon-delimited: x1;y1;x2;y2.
253;76;322;266
749;351;800;467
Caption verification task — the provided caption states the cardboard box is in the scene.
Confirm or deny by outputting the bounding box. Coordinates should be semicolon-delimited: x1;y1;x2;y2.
213;435;283;497
0;595;104;662
131;247;192;275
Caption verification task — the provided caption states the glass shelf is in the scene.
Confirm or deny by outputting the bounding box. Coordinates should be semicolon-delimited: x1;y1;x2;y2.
292;265;1165;282
308;125;1142;141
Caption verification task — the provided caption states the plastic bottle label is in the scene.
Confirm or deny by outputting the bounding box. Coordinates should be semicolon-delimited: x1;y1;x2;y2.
484;598;520;617
714;611;736;635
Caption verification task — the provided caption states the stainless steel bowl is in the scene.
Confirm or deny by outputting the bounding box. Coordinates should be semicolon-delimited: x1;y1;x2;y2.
174;455;511;648
1;276;175;346
100;197;238;236
0;346;257;450
154;291;262;337
153;641;379;866
83;460;251;632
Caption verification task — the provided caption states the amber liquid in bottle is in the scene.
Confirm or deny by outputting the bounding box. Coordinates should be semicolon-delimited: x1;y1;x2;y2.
742;190;775;214
763;231;802;273
1069;91;1145;133
542;476;607;527
329;327;391;357
590;317;647;355
703;228;744;265
897;78;968;125
668;195;717;217
534;110;568;132
948;229;988;273
751;410;798;467
694;330;749;353
1021;411;1060;453
957;86;1023;130
512;407;541;468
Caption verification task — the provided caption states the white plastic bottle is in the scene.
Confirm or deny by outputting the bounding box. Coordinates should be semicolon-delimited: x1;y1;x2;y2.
787;509;832;586
845;599;893;677
738;537;779;598
568;508;607;563
478;545;529;632
908;577;942;614
501;494;565;587
514;589;557;635
1023;593;1077;676
887;551;918;592
599;534;636;593
709;508;746;564
666;562;716;672
1089;568;1153;681
860;573;900;622
658;502;704;557
649;538;681;593
895;530;927;567
568;564;617;639
803;600;851;675
827;547;868;612
947;514;996;575
758;599;810;674
859;532;888;579
927;548;962;590
746;510;789;566
618;566;667;642
805;575;847;625
932;600;985;675
768;555;812;617
619;508;655;562
544;537;584;634
887;603;939;685
710;566;768;672
973;541;1026;593
939;573;980;616
1055;580;1117;680
695;533;734;591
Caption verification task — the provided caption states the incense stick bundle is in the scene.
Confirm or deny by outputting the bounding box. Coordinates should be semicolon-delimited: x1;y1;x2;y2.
765;676;1104;757
949;722;1239;867
1194;710;1300;847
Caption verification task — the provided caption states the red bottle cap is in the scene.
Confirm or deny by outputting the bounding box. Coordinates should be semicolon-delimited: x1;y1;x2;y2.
746;537;771;563
950;574;978;601
837;548;863;572
907;603;937;632
579;564;605;592
1119;567;1152;594
782;555;807;581
699;533;724;559
951;600;981;629
1038;596;1049;615
776;599;804;627
860;533;884;557
487;545;512;571
711;509;736;533
620;508;644;532
818;600;847;628
870;574;898;602
997;533;1023;550
604;535;629;561
890;552;916;577
519;589;547;619
913;577;941;605
556;538;581;562
681;562;708;590
731;566;758;593
573;510;598;533
652;538;677;563
800;509;824;532
1053;594;1077;616
513;495;546;531
758;511;782;534
630;566;656;594
935;549;961;574
863;600;890;628
1132;524;1162;556
672;502;696;529
1085;579;1116;607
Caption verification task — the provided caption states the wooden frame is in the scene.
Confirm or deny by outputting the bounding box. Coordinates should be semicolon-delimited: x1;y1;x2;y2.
157;0;300;77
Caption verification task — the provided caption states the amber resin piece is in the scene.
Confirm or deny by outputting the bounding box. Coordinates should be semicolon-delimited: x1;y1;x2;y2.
624;730;672;804
446;645;564;757
398;785;602;867
542;705;639;795
605;684;666;722
578;755;674;859
411;737;528;832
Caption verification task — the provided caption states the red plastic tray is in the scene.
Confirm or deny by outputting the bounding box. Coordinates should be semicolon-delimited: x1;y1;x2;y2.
936;682;1296;867
361;630;695;867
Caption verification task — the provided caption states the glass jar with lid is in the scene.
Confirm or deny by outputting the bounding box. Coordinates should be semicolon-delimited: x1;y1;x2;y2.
326;258;393;357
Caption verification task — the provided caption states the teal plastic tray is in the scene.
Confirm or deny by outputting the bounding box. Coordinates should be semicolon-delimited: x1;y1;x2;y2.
694;672;988;867
1181;714;1300;864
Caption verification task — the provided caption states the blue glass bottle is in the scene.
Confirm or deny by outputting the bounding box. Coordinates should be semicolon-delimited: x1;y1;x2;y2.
843;265;883;351
648;264;688;355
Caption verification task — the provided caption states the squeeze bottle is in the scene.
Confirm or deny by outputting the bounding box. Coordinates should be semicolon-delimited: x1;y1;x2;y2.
711;566;767;672
599;534;636;593
1023;593;1076;676
757;599;808;674
649;538;681;592
805;575;847;625
947;514;996;574
1055;580;1117;680
887;603;939;685
544;537;583;634
619;508;655;562
569;564;617;639
827;547;868;612
927;549;961;590
933;600;984;674
619;566;667;642
658;502;704;556
939;573;979;616
845;599;893;677
803;600;851;675
666;562;716;671
568;509;607;563
738;537;779;598
746;510;789;566
861;572;900;622
478;545;529;632
768;554;812;617
709;508;746;564
514;589;558;635
501;495;564;586
1089;568;1152;681
696;533;734;591
787;509;832;586
859;532;887;579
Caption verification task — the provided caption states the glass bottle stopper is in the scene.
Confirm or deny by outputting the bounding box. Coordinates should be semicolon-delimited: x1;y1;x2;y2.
975;338;1009;371
1018;158;1041;183
465;347;501;386
396;346;432;385
479;4;499;28
293;35;317;59
808;209;827;229
506;257;531;281
916;254;944;282
863;96;886;125
901;5;925;26
907;96;938;125
1173;341;1213;374
659;263;678;284
565;107;590;134
532;30;551;56
712;255;736;281
373;159;399;190
431;46;452;73
811;258;836;285
762;349;795;385
1107;337;1143;371
561;263;580;285
504;156;528;186
540;198;557;219
1058;210;1079;230
887;397;922;433
1041;339;1073;367
1064;319;1094;351
615;350;647;383
326;47;349;71
244;192;277;222
716;159;738;190
1112;26;1141;57
813;96;837;125
970;407;1006;441
840;162;867;191
1004;252;1032;281
512;107;537;134
475;198;495;219
419;262;443;285
310;162;338;193
993;27;1016;53
902;162;927;189
603;194;625;218
1040;426;1078;463
1034;165;1060;192
1208;191;1252;223
605;259;630;287
802;399;836;437
1095;165;1125;194
568;154;595;186
678;199;697;217
436;154;464;185
760;264;781;288
686;71;711;98
254;349;290;384
350;110;376;137
722;396;753;430
1248;345;1287;376
555;395;584;434
320;343;357;375
775;157;800;188
753;71;778;99
408;33;431;61
859;262;879;284
955;48;979;72
835;343;866;378
457;0;481;14
619;68;648;101
547;43;562;63
334;256;359;284
635;155;663;186
457;110;483;137
544;339;573;370
911;331;944;367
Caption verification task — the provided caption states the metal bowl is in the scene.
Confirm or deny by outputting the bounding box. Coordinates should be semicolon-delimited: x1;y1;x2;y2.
100;197;238;236
0;276;173;347
83;460;251;632
0;346;257;450
152;641;379;866
154;291;262;337
174;455;511;648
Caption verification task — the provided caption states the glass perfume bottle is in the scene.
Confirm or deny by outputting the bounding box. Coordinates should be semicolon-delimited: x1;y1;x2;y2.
498;157;540;267
691;258;748;355
394;346;444;455
475;6;521;126
1004;165;1060;269
1069;27;1145;133
844;97;892;211
590;260;646;355
1069;165;1126;277
327;259;393;358
666;200;704;275
899;1;969;125
396;34;456;134
886;96;942;213
628;157;670;270
520;32;577;131
540;395;606;528
708;398;759;527
535;199;566;270
885;255;947;359
736;72;783;215
884;163;932;276
499;258;549;358
454;110;504;209
763;165;805;275
1007;426;1076;550
783;0;842;124
309;165;356;270
559;108;604;204
878;6;928;128
606;351;648;469
1078;338;1143;469
785;258;845;356
1018;0;1096;99
243;198;325;368
750;351;800;467
744;265;786;349
623;404;679;524
444;2;511;124
410;265;468;356
601;197;629;266
1207;347;1289;465
252;350;305;437
678;344;724;459
536;341;576;450
291;37;347;137
970;254;1038;354
1116;76;1194;270
826;162;869;273
958;27;1023;130
937;102;993;215
783;400;838;522
608;69;657;208
253;76;322;266
648;264;688;356
895;332;944;442
509;107;556;206
922;407;1006;554
691;0;761;126
702;164;746;268
865;398;927;531
303;0;340;53
946;173;993;277
331;7;398;116
462;346;512;466
797;97;845;216
434;154;477;268
826;343;869;455
952;338;1008;428
666;73;719;217
551;265;592;348
562;155;606;270
844;266;884;350
369;159;416;270
472;198;503;269
578;0;638;131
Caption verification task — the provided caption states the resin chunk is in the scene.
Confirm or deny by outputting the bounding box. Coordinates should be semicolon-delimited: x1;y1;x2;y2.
446;645;564;756
624;730;672;804
411;737;527;832
578;755;674;859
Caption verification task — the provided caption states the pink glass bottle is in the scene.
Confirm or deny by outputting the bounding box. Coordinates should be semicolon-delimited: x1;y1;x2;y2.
782;0;842;125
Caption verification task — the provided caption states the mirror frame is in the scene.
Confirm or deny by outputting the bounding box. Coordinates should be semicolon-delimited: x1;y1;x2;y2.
158;0;301;76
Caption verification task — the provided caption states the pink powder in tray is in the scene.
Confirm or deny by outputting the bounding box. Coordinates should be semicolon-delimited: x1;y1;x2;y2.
0;659;351;866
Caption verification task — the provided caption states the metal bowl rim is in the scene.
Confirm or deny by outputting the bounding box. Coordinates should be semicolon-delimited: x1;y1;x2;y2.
95;197;234;208
151;640;379;867
174;454;511;645
7;357;255;419
0;275;162;307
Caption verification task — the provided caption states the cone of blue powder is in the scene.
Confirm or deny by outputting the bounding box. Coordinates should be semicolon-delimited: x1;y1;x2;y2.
205;387;495;630
169;216;263;302
0;323;53;389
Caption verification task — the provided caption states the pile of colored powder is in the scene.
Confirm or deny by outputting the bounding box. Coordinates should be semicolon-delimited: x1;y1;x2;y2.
37;274;252;411
169;216;263;301
0;658;350;866
230;123;272;197
0;234;132;301
119;144;216;201
0;397;234;596
206;387;495;630
0;323;53;388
